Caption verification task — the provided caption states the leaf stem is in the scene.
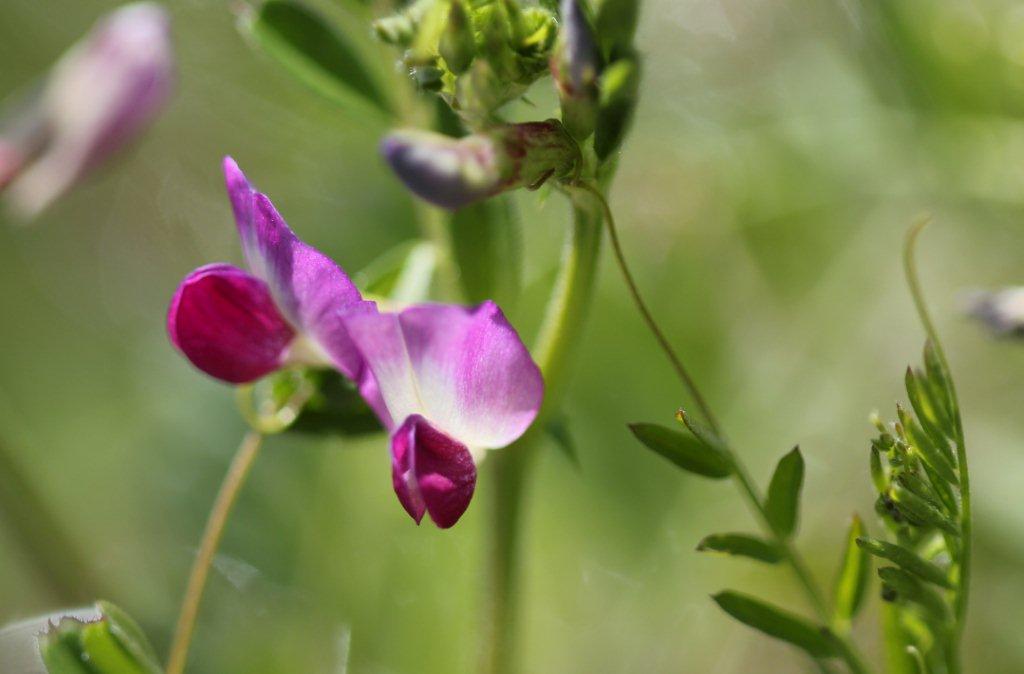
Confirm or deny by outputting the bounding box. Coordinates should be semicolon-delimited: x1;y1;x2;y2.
575;184;872;674
903;218;971;650
482;196;604;674
570;182;720;434
165;431;263;674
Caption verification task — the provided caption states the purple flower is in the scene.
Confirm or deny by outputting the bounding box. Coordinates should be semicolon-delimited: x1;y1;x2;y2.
0;2;174;218
168;157;375;392
168;159;544;528
381;120;580;209
346;302;543;527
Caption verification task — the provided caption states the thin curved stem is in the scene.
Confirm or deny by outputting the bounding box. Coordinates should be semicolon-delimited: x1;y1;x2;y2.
165;431;264;674
570;183;720;434
576;184;873;674
482;198;603;674
903;218;971;643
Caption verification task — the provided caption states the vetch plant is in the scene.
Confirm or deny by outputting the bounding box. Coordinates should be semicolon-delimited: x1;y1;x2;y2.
631;221;973;674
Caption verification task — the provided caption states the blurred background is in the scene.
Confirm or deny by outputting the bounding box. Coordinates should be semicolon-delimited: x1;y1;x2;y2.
2;0;1024;672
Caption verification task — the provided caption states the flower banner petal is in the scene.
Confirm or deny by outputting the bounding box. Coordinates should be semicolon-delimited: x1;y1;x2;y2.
222;157;366;379
167;263;294;384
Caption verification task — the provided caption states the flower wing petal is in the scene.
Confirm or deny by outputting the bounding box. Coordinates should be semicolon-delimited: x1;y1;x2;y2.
167;263;294;384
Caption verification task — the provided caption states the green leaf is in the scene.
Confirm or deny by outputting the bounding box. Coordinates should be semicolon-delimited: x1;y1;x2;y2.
697;533;782;563
905;368;954;451
95;602;159;672
629;422;731;478
594;57;641;161
896;404;957;484
355;240;436;303
889;485;959;535
38;603;162;674
923;340;957;427
712;591;839;659
449;196;522;307
243;0;391;116
764;447;804;539
856;537;952;589
878;567;950;623
675;408;728;453
39;622;90;674
80;621;148;674
833;515;871;626
546;416;581;470
595;0;640;55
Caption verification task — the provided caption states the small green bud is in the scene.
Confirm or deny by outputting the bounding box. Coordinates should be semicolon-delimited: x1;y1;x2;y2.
440;0;476;74
552;0;601;140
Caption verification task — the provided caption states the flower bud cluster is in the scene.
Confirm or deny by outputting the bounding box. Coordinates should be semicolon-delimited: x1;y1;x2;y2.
375;0;558;124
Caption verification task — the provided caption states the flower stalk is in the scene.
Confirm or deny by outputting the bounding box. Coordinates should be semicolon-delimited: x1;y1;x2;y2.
483;196;604;674
165;430;263;674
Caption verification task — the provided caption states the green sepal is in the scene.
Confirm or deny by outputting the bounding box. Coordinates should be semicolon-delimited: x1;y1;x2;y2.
629;422;731;478
832;515;871;628
237;368;381;437
764;447;804;539
712;591;840;659
242;0;391;117
878;567;951;624
80;621;148;674
856;537;952;589
696;533;782;564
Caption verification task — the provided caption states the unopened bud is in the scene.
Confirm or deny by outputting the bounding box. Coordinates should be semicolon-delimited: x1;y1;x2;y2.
381;120;581;209
1;2;174;219
440;0;476;74
552;0;601;140
594;57;640;159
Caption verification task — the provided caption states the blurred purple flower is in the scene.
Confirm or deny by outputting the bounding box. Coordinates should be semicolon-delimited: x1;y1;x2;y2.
381;120;580;209
0;2;174;218
346;302;543;528
168;157;375;391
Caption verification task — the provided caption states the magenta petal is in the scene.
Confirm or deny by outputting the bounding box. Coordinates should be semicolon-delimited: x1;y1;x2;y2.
391;415;476;528
222;157;366;379
167;263;295;384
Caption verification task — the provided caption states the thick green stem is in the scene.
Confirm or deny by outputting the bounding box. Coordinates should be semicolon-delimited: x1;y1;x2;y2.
166;431;263;674
0;438;103;603
482;199;603;674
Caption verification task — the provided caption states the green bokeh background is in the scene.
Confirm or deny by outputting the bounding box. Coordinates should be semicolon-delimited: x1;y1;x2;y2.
2;1;1024;672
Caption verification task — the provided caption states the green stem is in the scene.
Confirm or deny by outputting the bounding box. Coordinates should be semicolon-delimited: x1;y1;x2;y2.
903;219;971;656
166;431;263;674
0;437;103;603
576;185;873;674
482;197;603;674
